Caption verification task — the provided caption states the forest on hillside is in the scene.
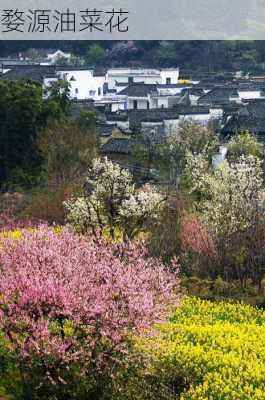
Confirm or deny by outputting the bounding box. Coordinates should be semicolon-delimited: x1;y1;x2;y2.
2;41;265;77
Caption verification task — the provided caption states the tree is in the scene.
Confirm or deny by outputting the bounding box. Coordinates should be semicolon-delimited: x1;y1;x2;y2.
37;112;98;186
185;154;265;237
85;44;105;66
183;154;265;286
0;81;44;186
145;122;219;185
227;131;263;162
147;194;183;264
0;227;178;399
177;122;219;157
44;79;71;116
0;80;73;188
65;158;164;239
55;55;69;66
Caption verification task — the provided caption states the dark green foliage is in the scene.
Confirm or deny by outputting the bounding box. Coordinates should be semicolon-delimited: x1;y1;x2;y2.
3;41;265;74
182;276;265;307
0;80;71;189
43;80;71;116
0;80;44;187
85;43;105;66
227;131;264;162
37;113;98;186
148;194;183;264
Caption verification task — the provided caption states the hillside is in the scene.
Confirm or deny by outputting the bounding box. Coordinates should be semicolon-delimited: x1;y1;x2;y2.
2;41;265;77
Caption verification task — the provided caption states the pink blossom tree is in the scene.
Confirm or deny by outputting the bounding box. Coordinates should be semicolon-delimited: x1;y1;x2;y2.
181;214;216;257
0;227;178;399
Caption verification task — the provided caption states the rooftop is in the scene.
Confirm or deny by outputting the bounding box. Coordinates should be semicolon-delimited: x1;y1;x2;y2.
0;65;56;82
118;83;158;97
101;138;132;154
198;87;239;104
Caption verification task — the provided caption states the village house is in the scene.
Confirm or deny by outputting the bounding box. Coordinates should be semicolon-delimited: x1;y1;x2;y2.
3;62;265;143
106;68;180;90
52;67;106;101
222;99;265;139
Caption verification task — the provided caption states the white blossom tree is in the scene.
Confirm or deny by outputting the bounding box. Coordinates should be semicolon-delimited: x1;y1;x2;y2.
185;154;265;237
65;158;164;238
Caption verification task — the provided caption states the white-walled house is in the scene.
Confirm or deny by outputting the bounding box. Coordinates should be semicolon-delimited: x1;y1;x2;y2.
57;69;106;101
106;68;179;90
173;105;222;127
44;68;106;101
95;96;127;113
114;83;183;110
43;67;180;103
115;83;156;110
238;89;264;100
160;69;180;85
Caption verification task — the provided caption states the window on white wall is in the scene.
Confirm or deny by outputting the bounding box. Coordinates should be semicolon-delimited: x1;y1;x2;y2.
75;88;79;94
98;87;101;96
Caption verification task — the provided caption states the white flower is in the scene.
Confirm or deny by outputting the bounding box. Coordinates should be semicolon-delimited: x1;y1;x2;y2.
185;154;264;236
65;158;164;237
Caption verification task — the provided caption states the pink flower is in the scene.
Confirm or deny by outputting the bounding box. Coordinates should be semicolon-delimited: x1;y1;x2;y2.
0;227;179;382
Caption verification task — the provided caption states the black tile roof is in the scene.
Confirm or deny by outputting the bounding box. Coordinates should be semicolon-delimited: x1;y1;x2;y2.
101;138;132;154
106;112;129;122
222;99;265;136
128;109;179;125
222;115;265;135
181;87;205;96
198;87;239;105
173;105;210;115
55;66;93;71
158;84;188;89
0;65;56;83
177;92;192;106
116;81;144;86
118;83;158;97
96;123;117;137
245;99;265;119
238;83;264;91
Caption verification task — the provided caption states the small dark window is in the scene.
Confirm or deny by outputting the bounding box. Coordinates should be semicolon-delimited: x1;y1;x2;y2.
75;88;79;94
133;100;138;109
147;101;150;110
98;87;101;96
166;77;171;85
128;76;134;84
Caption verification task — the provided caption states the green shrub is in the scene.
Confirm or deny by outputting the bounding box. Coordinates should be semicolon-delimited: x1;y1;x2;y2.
181;276;264;305
20;182;82;225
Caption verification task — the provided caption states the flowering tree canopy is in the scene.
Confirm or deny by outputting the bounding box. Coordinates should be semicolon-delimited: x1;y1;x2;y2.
227;131;263;162
65;158;164;238
185;154;265;236
0;227;178;393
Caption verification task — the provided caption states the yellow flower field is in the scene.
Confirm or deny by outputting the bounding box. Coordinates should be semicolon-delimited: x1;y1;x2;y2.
145;298;265;400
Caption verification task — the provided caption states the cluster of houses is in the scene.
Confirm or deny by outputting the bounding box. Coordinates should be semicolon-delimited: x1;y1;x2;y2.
1;56;265;169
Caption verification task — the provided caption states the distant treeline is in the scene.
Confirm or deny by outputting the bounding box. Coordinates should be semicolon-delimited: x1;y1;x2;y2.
2;41;265;76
